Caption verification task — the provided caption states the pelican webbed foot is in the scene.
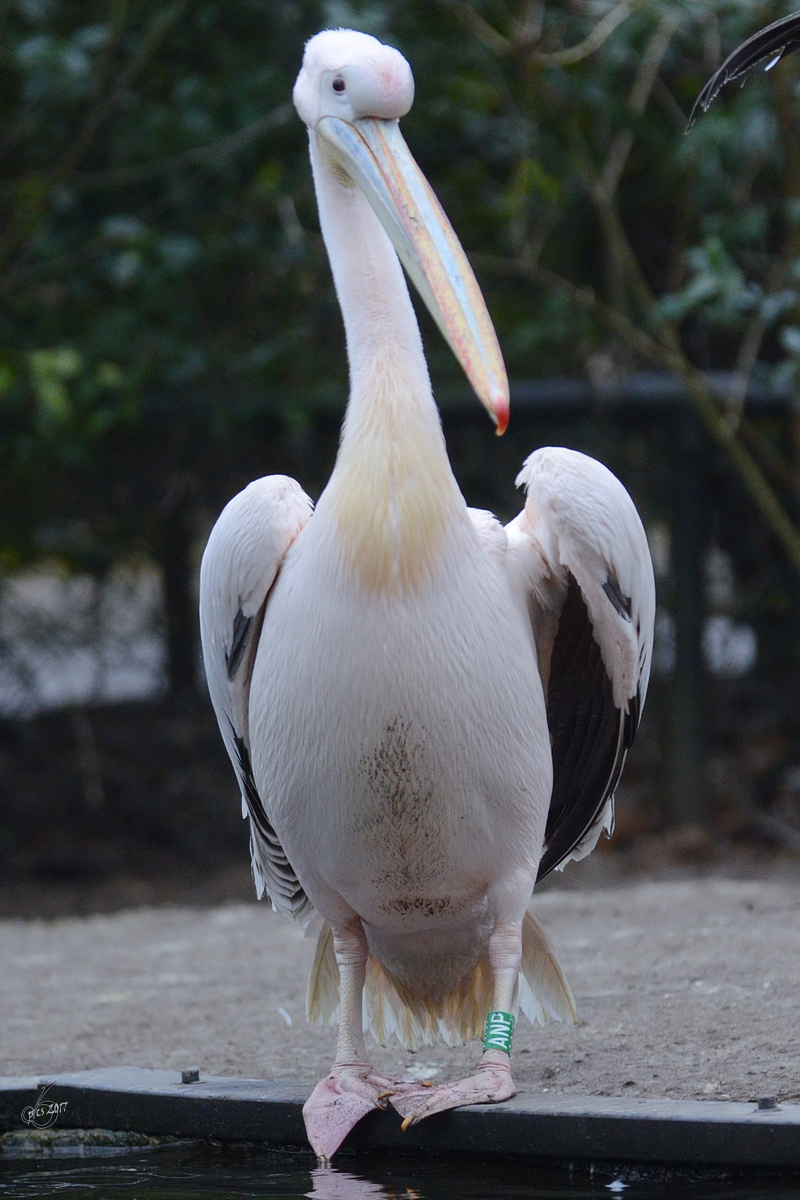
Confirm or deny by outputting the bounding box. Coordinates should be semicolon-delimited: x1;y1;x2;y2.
389;1051;515;1129
302;1066;439;1160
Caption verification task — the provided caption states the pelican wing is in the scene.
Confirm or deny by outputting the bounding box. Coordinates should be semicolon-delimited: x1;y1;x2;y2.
687;11;800;129
199;475;314;921
504;447;655;881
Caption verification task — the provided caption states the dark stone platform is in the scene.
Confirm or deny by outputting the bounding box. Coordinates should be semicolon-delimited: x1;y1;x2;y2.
2;1067;800;1166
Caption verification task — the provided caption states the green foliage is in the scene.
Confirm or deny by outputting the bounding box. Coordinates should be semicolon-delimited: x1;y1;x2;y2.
654;238;756;325
2;0;800;571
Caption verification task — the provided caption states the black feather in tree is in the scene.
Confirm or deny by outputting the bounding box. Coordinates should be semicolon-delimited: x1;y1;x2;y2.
687;10;800;130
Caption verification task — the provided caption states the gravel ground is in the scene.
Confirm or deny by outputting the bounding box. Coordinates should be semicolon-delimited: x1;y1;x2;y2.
2;879;800;1106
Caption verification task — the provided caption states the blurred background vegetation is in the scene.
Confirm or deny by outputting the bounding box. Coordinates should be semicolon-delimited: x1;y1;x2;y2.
3;0;800;915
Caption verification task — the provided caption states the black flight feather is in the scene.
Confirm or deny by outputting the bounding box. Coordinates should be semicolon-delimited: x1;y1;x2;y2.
537;572;636;881
687;11;800;130
231;725;309;914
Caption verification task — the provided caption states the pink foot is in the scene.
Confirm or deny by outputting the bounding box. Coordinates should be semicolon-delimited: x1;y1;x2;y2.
389;1060;515;1129
302;1068;434;1160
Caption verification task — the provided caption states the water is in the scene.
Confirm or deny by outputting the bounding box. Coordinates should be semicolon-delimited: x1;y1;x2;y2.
1;1141;799;1200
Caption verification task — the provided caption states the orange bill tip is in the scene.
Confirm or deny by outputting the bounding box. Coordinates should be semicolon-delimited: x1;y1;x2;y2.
494;395;510;436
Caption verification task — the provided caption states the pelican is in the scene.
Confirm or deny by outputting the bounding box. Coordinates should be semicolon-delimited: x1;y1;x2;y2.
688;10;800;127
199;29;655;1161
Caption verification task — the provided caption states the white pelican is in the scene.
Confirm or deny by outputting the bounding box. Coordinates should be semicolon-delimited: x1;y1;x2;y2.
688;10;800;127
199;29;655;1162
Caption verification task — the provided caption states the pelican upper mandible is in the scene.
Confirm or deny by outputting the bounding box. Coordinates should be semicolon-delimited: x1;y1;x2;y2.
199;29;655;1162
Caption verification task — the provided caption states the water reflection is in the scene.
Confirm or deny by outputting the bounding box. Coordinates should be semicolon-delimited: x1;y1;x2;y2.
1;1141;800;1199
308;1166;419;1199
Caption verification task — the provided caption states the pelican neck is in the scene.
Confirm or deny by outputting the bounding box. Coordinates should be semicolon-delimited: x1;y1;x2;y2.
308;131;453;461
307;129;466;594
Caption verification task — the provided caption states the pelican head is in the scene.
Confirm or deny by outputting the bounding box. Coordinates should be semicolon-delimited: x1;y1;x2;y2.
293;29;509;434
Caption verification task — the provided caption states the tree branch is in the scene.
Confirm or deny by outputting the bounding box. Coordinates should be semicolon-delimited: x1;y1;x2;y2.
476;252;800;577
599;12;678;199
434;0;511;54
0;1;188;270
56;0;188;178
529;0;653;66
437;0;650;63
72;103;294;193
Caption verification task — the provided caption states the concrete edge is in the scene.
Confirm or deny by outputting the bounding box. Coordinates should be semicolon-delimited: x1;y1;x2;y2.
2;1068;799;1167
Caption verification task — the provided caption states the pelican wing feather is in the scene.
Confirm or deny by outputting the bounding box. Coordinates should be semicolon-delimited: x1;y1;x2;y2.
199;475;315;921
505;447;655;880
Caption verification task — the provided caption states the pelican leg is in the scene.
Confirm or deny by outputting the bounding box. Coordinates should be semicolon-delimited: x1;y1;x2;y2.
302;921;376;1160
303;921;409;1160
302;920;460;1159
389;919;521;1128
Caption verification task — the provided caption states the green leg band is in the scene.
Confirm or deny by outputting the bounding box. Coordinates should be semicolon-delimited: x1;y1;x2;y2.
483;1010;515;1054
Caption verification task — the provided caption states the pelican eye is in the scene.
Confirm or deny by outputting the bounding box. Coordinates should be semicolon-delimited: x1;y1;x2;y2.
332;76;346;94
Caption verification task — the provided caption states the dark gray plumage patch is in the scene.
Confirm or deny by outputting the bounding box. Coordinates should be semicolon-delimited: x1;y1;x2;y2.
231;726;308;911
357;717;444;901
603;573;632;621
381;895;452;918
226;609;253;680
626;686;642;748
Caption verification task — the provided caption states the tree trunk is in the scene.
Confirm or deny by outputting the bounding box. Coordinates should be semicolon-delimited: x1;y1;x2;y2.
667;408;708;827
158;507;197;693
